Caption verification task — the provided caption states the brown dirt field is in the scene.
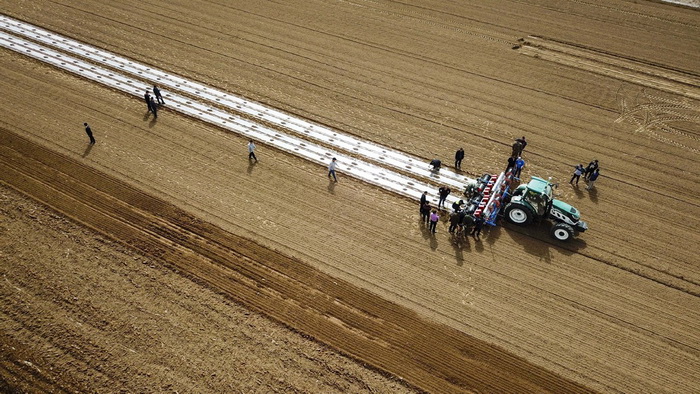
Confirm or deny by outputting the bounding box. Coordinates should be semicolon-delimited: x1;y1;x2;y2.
1;0;700;393
0;183;415;393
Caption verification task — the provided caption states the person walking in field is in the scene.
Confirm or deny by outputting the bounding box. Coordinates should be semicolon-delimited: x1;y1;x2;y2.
83;123;95;144
586;168;600;190
248;139;258;162
429;209;439;234
584;159;599;180
437;186;451;209
454;148;465;170
516;136;527;153
328;158;338;182
153;85;165;105
150;96;159;118
569;164;584;185
144;91;154;113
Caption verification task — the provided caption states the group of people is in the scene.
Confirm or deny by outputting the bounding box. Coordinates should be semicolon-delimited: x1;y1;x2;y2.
505;136;527;179
428;147;466;172
82;85;166;144
419;190;485;239
570;160;600;190
144;85;165;118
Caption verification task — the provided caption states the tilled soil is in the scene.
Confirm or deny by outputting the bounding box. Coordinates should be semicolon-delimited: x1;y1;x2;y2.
0;184;415;393
1;1;700;393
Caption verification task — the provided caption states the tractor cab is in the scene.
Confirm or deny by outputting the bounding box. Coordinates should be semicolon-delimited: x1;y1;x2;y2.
505;176;587;241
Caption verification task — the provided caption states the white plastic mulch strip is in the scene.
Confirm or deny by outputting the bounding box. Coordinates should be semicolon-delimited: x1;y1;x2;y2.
0;15;475;193
0;31;470;208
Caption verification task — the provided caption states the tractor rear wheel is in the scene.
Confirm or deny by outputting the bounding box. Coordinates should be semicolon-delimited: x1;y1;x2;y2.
551;222;574;241
504;203;534;225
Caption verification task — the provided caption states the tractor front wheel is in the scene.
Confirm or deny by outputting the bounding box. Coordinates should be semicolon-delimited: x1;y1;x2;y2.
551;222;574;241
504;203;533;225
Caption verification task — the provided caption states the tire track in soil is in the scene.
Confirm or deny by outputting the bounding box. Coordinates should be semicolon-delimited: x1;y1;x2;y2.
0;129;592;393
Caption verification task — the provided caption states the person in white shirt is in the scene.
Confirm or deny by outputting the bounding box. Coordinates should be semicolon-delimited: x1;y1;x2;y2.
569;164;584;185
248;139;258;162
328;158;338;182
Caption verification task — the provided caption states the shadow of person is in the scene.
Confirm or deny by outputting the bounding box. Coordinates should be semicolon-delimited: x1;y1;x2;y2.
587;187;599;204
327;179;337;194
572;184;585;199
143;111;151;121
429;233;438;251
451;237;464;266
82;143;94;158
419;221;431;240
149;116;158;128
247;160;258;175
485;225;502;247
474;236;485;252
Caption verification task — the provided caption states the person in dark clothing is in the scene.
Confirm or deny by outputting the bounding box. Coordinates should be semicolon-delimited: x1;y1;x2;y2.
420;201;431;224
506;155;517;173
454;148;465;170
516;136;527;152
511;140;523;157
584;160;599;180
144;91;153;113
470;216;484;239
153;85;165;105
461;213;475;234
437;186;451;209
448;211;461;233
429;158;441;171
420;191;428;206
83;123;95;144
150;96;158;118
586;168;600;190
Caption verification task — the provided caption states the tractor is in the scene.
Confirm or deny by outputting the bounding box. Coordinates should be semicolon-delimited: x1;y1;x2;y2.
503;176;587;241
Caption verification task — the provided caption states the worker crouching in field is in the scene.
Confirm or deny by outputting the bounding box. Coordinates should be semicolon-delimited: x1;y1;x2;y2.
429;158;441;171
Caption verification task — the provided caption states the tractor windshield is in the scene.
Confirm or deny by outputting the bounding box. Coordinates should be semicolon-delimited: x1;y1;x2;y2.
525;188;550;216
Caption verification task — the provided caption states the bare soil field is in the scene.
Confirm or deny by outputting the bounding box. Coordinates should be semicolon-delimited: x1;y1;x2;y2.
1;0;700;392
0;184;415;393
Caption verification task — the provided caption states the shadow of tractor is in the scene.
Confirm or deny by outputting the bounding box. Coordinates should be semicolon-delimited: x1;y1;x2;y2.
500;220;588;264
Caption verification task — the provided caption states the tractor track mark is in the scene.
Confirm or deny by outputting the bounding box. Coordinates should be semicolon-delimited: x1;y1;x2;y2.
518;36;700;99
530;0;700;29
0;127;591;394
336;0;514;45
